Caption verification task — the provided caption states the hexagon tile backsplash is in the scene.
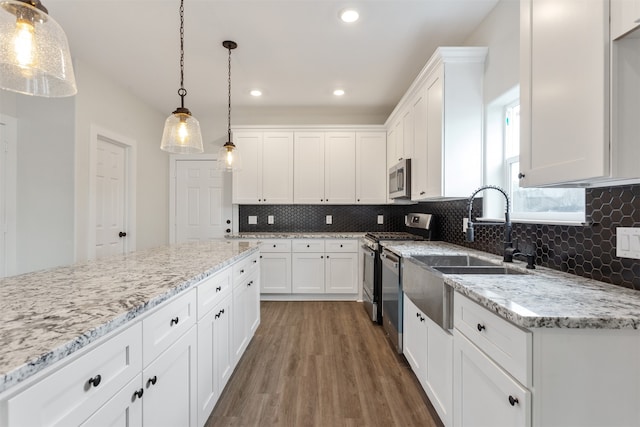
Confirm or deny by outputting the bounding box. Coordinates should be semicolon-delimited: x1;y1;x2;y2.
239;184;640;290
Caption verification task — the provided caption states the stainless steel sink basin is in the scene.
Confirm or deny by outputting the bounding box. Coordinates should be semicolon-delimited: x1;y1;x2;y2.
433;265;525;275
411;254;497;267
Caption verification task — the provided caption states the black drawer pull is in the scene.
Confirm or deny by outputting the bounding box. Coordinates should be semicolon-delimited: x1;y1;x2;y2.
216;286;222;292
477;323;486;332
508;395;519;406
247;280;253;287
170;317;179;326
88;374;101;388
147;376;157;387
133;388;144;399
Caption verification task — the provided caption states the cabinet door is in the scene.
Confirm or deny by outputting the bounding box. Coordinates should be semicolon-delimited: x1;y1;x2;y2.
411;86;429;200
519;0;609;187
261;132;294;204
401;108;414;160
232;132;262;204
355;132;387;204
294;132;325;203
402;294;427;383
246;271;261;336
425;319;453;427
393;118;404;162
325;132;356;204
292;253;325;293
260;252;292;294
387;127;397;170
143;326;197;427
611;0;640;40
325;252;358;293
453;330;530;427
80;375;143;427
197;295;232;427
425;69;444;198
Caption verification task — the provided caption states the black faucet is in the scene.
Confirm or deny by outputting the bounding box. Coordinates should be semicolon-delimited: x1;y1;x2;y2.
465;185;516;262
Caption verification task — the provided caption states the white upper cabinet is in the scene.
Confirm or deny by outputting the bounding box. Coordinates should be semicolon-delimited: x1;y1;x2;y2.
387;47;486;200
519;0;621;187
232;131;294;204
355;132;387;204
611;0;640;40
324;132;356;204
294;132;327;203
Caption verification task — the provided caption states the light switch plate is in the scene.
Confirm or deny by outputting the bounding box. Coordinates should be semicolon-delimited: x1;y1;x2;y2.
617;227;640;259
377;215;384;225
326;215;332;225
248;216;257;225
268;215;274;225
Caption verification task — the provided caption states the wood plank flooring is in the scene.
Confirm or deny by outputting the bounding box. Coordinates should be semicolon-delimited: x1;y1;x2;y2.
206;301;442;427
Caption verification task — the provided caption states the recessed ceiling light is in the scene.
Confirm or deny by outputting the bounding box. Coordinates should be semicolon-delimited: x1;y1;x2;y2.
333;89;345;96
250;89;262;97
340;9;359;23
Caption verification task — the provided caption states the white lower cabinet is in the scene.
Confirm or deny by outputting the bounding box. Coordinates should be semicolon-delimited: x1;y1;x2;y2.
232;264;260;366
142;326;197;427
80;375;143;427
403;294;452;426
325;252;358;293
259;240;292;294
292;252;326;293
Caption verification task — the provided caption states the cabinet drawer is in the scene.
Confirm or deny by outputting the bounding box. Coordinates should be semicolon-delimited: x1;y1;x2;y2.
143;289;196;367
292;239;325;253
233;252;259;283
7;323;142;427
325;239;358;252
197;267;232;320
259;239;292;253
454;293;531;387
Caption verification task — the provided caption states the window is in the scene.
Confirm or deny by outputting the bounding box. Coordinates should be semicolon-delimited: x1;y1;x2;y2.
484;88;585;224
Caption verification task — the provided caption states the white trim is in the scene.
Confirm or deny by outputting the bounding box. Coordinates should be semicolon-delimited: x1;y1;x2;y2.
88;125;137;260
168;154;218;244
0;114;17;277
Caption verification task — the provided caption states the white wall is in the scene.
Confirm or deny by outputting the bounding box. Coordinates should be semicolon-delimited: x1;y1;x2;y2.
74;60;169;262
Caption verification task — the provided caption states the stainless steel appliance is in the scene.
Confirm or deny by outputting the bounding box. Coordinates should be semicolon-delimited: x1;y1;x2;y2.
361;213;433;328
389;159;411;199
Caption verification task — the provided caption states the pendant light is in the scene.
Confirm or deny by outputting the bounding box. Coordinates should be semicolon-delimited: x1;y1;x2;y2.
218;40;241;171
160;0;203;154
0;0;77;97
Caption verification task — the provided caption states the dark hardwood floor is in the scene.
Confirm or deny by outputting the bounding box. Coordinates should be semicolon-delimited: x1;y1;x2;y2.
206;301;442;427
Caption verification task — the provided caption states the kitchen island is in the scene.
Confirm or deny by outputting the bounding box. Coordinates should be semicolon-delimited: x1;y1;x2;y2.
0;239;260;427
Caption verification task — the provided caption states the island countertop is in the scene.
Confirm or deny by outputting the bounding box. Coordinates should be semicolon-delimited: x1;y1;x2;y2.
384;241;640;330
0;240;259;394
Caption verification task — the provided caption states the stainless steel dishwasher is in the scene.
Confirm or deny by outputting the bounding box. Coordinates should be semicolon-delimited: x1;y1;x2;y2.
381;247;403;352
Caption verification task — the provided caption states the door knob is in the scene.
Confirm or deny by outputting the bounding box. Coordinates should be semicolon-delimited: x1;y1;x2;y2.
119;231;127;238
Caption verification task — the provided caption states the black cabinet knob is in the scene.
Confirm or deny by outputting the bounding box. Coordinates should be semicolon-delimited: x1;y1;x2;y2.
226;219;231;224
247;280;253;287
170;317;179;326
518;173;525;179
119;231;127;238
216;286;221;292
477;323;486;332
147;376;157;388
88;374;101;388
226;229;231;233
508;395;519;406
133;388;144;399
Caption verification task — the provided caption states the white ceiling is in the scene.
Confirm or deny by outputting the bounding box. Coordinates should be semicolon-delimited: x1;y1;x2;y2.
46;0;499;120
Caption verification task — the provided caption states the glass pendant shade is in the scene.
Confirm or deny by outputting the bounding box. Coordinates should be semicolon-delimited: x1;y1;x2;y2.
160;109;204;154
217;141;241;172
0;0;77;97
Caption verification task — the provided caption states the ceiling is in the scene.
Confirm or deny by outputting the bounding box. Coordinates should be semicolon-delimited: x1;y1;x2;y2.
46;0;499;121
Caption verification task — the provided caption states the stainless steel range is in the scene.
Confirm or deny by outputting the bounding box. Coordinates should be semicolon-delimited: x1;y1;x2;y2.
361;214;433;328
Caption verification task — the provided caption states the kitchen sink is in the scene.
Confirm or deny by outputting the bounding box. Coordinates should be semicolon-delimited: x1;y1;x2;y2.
433;265;525;275
411;254;498;267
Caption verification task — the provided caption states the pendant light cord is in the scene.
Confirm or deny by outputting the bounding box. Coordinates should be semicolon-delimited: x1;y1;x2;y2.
178;0;186;108
227;45;232;142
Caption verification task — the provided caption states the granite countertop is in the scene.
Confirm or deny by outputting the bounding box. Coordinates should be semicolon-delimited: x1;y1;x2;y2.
0;240;259;394
384;241;640;330
227;232;365;239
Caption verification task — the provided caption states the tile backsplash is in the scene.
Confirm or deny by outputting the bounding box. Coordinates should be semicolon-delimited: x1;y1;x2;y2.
239;184;640;290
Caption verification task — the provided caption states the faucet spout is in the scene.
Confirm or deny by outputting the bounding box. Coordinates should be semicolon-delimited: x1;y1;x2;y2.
466;185;513;262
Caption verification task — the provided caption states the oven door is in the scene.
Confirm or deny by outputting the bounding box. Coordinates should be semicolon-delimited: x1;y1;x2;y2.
381;249;402;353
361;244;377;322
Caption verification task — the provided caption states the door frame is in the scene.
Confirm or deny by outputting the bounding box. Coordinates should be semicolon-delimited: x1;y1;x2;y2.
88;125;137;260
0;114;17;277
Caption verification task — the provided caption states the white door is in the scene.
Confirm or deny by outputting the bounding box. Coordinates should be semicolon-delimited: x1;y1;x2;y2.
95;140;126;259
176;160;231;243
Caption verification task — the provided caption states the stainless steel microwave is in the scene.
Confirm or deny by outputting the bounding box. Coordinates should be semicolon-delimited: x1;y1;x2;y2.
389;159;411;199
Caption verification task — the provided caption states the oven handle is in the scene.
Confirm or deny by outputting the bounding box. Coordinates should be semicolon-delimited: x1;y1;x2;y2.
361;245;375;256
381;251;400;269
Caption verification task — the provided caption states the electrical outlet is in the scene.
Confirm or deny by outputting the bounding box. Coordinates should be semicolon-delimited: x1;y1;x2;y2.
326;215;332;225
617;227;640;259
268;215;274;225
463;218;469;233
377;215;384;225
248;216;257;225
